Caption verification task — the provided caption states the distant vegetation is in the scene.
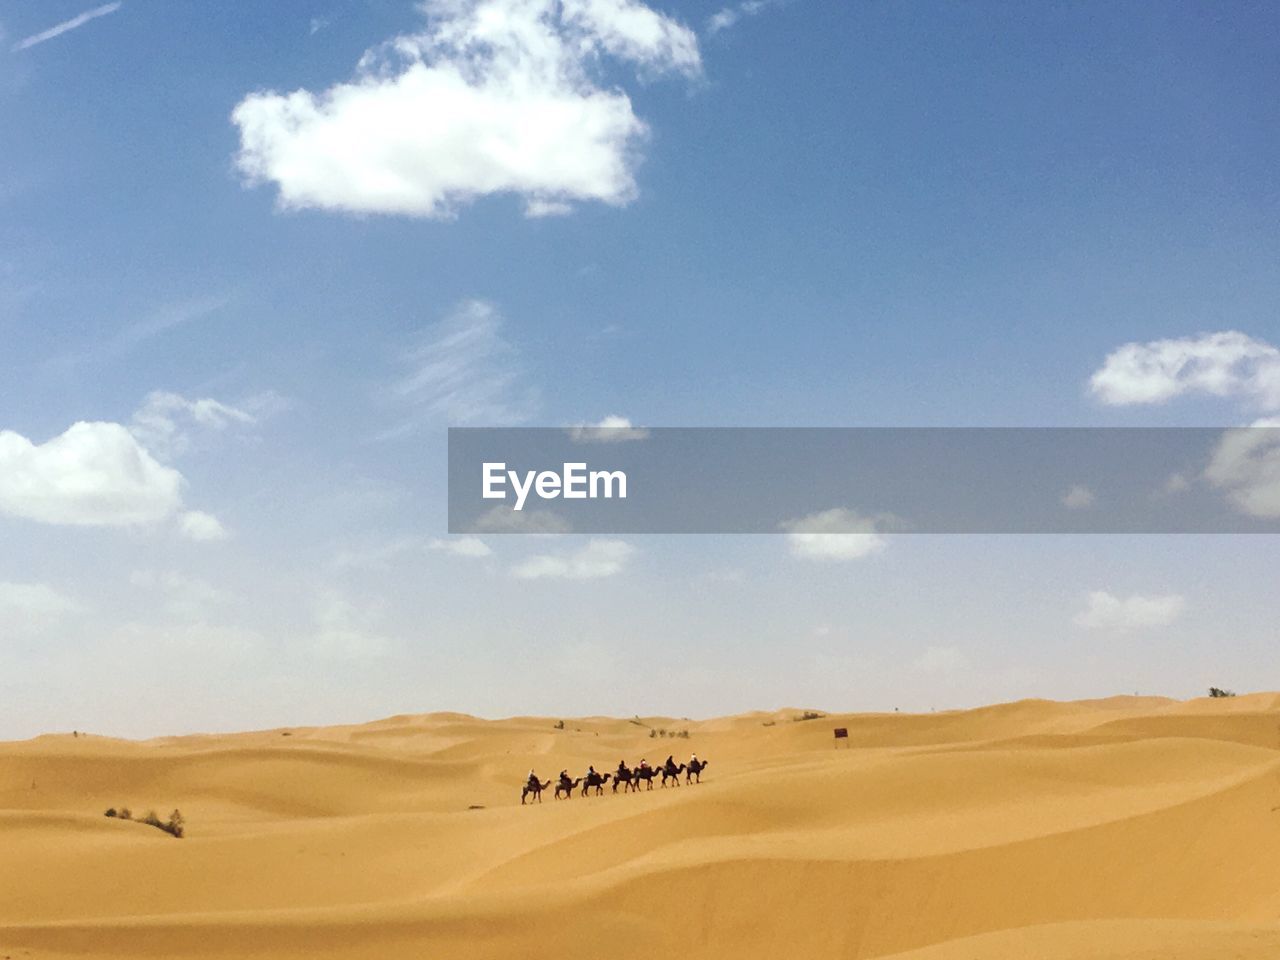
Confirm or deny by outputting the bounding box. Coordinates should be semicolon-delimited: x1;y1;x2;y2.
1208;687;1237;699
649;728;690;739
553;720;565;729
793;711;825;722
105;807;185;838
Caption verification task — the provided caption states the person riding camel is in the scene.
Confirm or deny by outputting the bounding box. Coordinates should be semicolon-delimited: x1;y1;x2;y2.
617;760;630;777
639;758;650;772
558;769;571;786
527;769;540;790
665;754;674;770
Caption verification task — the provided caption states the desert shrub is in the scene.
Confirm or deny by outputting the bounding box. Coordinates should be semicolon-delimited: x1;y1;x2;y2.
761;720;776;727
677;729;690;738
554;720;565;730
104;808;117;818
794;711;824;722
649;729;657;738
1208;687;1237;698
139;809;185;838
119;807;132;820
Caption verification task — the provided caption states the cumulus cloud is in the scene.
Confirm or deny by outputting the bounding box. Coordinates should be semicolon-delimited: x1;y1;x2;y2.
567;415;649;443
0;422;184;527
1074;590;1186;631
782;508;888;561
383;300;537;434
179;510;229;542
1061;484;1096;509
1204;419;1280;518
511;537;633;579
0;416;229;538
1089;331;1280;410
232;0;700;219
130;390;255;460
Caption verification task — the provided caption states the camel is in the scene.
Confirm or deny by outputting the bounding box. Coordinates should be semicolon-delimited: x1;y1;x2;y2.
632;765;658;791
554;777;582;800
521;778;551;804
612;766;637;793
660;762;686;787
581;771;611;796
686;758;709;783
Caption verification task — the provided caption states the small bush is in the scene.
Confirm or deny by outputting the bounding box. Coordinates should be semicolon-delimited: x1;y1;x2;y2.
1208;687;1237;698
108;806;182;837
554;720;565;730
648;729;656;738
794;711;825;722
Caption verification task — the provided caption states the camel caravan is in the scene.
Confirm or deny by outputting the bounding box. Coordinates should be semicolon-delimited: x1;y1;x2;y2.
521;755;709;804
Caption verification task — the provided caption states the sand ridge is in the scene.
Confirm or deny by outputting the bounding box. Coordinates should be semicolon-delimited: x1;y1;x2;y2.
3;695;1280;958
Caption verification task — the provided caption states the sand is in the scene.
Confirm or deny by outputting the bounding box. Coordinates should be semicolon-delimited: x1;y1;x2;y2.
3;694;1280;958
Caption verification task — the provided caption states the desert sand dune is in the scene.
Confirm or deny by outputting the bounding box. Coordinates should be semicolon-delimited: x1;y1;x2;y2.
3;695;1280;958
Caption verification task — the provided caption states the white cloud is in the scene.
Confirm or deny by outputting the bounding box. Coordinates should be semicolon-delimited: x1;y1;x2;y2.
707;0;771;34
232;0;700;219
0;582;80;631
1089;331;1280;410
1204;419;1280;518
1074;590;1186;631
782;508;888;561
429;536;492;558
179;510;229;542
472;505;572;533
0;421;183;528
1061;484;1096;509
130;390;255;460
567;415;649;443
12;2;120;52
511;537;633;579
912;645;969;674
383;300;537;432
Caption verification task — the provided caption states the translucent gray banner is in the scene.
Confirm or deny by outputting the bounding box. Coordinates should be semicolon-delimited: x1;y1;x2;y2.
447;427;1280;534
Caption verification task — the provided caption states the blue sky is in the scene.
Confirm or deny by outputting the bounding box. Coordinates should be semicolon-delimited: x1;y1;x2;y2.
1;1;1278;738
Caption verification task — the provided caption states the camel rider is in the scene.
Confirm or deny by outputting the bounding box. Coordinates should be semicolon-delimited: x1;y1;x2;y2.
617;760;629;777
587;764;598;781
527;769;540;790
665;754;674;770
690;753;698;768
639;758;650;772
559;769;571;786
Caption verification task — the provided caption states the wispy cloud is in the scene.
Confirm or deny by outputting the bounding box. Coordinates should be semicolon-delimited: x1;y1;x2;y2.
379;299;538;437
707;0;775;34
12;2;121;52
